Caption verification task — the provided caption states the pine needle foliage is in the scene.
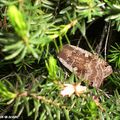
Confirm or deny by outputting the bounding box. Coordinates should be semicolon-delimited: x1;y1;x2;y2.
109;43;120;68
0;0;120;119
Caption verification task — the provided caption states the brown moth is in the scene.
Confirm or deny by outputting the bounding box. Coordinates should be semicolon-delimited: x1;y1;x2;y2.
58;44;113;88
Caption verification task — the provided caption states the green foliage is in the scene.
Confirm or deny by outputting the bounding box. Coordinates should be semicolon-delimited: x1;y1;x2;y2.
59;0;104;22
0;81;16;101
109;73;120;89
1;73;120;120
7;5;28;37
75;0;104;22
46;56;58;80
105;4;120;31
0;0;120;119
0;3;76;63
1;4;53;63
108;43;120;68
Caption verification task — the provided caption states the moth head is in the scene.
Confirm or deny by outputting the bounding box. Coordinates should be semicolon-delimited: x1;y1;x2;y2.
103;64;113;78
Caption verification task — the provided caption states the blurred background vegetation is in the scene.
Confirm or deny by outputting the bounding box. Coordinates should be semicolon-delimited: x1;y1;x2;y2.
0;0;120;119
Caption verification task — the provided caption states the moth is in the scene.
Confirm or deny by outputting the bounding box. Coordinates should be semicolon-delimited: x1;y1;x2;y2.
58;44;113;88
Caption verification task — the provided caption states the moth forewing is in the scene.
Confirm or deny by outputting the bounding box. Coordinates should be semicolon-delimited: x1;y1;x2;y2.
58;44;113;88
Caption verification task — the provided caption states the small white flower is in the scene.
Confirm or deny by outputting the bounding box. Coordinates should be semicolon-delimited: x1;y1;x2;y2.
60;84;75;97
75;83;87;96
60;83;87;97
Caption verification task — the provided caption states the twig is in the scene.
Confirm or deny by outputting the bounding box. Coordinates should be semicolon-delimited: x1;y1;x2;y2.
104;22;111;60
96;23;108;54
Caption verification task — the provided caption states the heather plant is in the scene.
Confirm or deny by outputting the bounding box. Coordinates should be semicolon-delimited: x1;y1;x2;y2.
0;0;120;119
